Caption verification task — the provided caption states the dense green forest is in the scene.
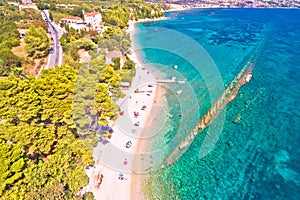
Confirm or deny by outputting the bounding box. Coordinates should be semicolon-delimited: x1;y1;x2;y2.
0;4;50;76
0;62;123;198
0;67;94;199
0;21;21;76
24;25;51;59
34;0;163;23
0;0;165;198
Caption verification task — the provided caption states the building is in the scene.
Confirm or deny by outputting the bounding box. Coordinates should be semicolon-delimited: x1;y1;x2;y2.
60;16;87;31
83;12;103;32
60;16;83;24
19;0;38;11
19;3;38;10
60;11;104;33
105;50;122;65
22;0;32;3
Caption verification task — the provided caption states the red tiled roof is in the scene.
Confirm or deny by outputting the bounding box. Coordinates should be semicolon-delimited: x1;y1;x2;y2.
106;50;121;58
84;12;100;17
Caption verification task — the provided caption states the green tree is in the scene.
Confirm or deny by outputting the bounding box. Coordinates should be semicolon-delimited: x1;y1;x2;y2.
102;26;121;39
0;49;22;76
112;57;121;70
73;38;98;51
100;66;121;88
83;192;94;200
99;65;123;99
102;6;130;29
23;25;51;58
0;21;20;42
95;83;117;125
92;34;105;45
0;139;26;196
36;2;50;10
0;66;94;198
0;20;22;76
72;6;83;17
34;66;76;127
123;59;135;70
120;38;131;54
49;2;57;11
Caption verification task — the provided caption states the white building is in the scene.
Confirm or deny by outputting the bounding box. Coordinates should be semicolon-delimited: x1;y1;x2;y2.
83;12;103;32
60;16;87;31
60;16;83;24
60;11;104;33
19;0;38;11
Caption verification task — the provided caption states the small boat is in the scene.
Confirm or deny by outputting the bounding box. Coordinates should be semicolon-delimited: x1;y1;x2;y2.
176;90;182;95
177;80;185;84
173;65;178;69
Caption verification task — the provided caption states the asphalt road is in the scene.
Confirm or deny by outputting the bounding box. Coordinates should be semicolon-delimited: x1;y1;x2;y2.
41;10;62;68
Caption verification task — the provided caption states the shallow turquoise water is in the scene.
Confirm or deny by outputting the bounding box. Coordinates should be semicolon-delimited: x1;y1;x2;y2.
135;9;300;199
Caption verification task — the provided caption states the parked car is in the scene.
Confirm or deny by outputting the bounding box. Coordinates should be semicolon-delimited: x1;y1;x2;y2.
49;47;54;54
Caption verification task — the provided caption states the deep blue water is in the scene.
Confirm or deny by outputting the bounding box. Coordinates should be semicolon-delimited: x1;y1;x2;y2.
135;9;300;199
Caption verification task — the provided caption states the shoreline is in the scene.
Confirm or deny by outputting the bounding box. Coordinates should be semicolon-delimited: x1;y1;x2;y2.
130;16;171;24
130;82;167;199
128;19;168;200
84;17;166;199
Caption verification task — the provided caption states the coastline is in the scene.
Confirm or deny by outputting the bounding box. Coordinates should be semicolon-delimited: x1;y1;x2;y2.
84;18;166;199
128;21;167;200
130;82;167;199
128;18;169;200
83;7;300;200
131;16;171;24
165;3;194;12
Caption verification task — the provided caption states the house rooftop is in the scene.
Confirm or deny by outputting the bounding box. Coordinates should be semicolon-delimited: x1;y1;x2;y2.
106;50;121;59
84;12;101;17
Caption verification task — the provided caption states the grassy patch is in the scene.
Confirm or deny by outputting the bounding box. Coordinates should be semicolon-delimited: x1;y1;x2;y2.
119;67;136;83
11;40;27;58
51;11;70;23
12;40;45;77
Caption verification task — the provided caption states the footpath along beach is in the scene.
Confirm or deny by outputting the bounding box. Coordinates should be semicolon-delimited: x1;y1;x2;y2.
83;19;167;199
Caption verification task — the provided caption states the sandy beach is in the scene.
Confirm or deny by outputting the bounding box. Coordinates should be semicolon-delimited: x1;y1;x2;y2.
83;19;166;200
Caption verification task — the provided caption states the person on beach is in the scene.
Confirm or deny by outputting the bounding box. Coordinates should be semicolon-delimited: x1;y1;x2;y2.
140;153;144;161
123;158;128;165
118;173;127;180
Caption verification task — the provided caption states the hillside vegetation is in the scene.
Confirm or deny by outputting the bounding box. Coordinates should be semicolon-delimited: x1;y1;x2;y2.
0;0;164;198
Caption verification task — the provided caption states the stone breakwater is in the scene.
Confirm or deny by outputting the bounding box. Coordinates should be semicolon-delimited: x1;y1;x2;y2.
162;61;254;168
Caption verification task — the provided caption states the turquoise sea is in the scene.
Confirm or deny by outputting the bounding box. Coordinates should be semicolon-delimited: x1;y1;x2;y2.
135;9;300;199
